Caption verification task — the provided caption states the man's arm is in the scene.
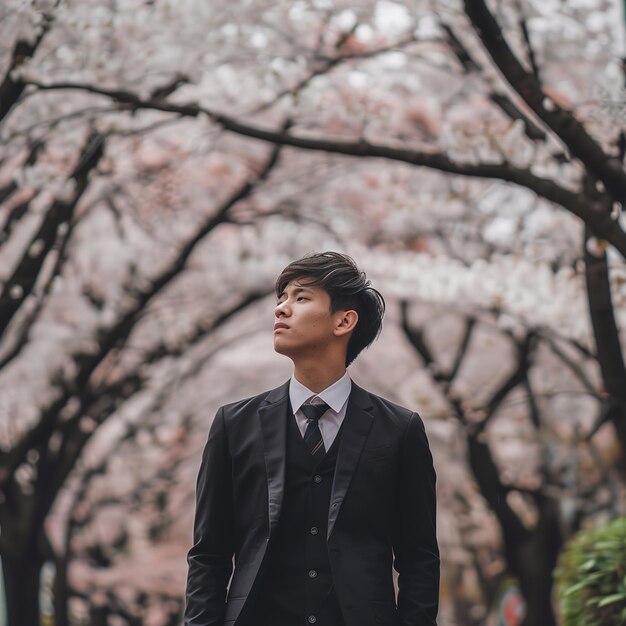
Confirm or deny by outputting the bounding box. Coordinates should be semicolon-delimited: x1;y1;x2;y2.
184;406;235;626
392;412;440;626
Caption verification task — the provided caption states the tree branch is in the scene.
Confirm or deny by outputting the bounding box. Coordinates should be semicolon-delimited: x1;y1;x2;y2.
449;317;476;382
37;287;268;520
0;210;75;369
583;223;626;457
462;0;626;203
441;22;546;141
24;80;626;259
1;134;285;513
0;8;55;123
399;301;530;543
477;332;537;434
0;132;105;340
514;1;542;83
0;138;45;234
250;29;415;115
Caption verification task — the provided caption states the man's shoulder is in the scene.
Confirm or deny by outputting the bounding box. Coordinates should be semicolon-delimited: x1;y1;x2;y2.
356;384;430;447
353;382;419;425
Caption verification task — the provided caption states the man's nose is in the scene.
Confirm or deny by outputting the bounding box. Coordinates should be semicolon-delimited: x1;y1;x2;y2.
275;300;289;317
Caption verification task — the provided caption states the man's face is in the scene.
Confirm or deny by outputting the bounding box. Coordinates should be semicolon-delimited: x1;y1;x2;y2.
273;277;342;359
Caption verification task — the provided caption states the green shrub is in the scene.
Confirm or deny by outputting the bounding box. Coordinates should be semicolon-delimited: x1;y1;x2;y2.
554;516;626;626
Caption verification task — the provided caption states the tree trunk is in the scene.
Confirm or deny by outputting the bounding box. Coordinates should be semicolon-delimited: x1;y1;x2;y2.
2;550;42;626
584;223;626;464
53;555;69;626
513;498;561;626
467;436;561;626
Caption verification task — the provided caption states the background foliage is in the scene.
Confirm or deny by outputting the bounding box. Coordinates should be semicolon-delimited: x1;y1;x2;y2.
554;516;626;626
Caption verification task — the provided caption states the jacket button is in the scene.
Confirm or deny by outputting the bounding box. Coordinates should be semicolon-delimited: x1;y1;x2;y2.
307;616;317;623
308;569;317;578
313;475;322;483
310;526;318;535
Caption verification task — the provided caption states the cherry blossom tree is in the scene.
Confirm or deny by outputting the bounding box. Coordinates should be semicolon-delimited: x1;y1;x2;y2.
12;0;624;448
2;1;626;626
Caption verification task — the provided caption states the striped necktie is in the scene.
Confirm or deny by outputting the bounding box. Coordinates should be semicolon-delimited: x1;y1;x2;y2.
301;402;329;461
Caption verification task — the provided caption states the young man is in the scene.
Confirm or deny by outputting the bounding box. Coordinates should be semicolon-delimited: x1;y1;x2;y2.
184;251;439;626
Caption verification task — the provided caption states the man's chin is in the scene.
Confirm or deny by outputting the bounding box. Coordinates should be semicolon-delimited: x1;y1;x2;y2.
273;341;287;355
273;340;295;358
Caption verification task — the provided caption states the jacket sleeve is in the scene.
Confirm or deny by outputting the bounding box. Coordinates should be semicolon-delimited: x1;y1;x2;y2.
392;412;440;626
184;406;235;626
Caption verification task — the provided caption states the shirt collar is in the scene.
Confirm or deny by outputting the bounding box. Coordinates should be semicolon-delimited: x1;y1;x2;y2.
289;370;352;414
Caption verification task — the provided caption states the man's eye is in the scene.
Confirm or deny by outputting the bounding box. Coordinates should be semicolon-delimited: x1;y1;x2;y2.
297;297;307;301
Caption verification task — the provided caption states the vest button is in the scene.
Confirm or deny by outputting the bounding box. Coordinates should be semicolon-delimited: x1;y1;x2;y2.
308;569;317;578
310;526;319;535
313;475;322;483
308;616;317;623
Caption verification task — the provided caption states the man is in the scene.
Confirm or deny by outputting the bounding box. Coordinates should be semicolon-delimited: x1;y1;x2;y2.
184;251;439;626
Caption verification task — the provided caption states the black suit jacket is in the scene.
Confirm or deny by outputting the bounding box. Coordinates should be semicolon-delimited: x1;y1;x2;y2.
184;379;439;626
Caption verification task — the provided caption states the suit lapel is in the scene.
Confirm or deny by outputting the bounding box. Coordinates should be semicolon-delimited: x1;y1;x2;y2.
258;380;290;535
258;379;375;541
327;382;374;540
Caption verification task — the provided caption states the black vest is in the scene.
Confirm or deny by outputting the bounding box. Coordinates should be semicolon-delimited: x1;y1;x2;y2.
251;403;346;626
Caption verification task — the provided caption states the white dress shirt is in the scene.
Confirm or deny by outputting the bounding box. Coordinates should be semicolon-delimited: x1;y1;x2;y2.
289;370;352;450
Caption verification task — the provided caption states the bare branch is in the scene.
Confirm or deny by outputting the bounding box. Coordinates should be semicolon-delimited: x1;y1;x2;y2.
0;133;286;513
0;132;105;340
36;289;268;520
514;1;542;83
0;138;45;230
24;79;626;258
398;301;530;543
441;22;546;141
0;8;55;123
250;31;416;115
477;332;537;434
449;317;476;382
463;0;626;203
488;93;546;142
0;204;77;369
440;23;482;74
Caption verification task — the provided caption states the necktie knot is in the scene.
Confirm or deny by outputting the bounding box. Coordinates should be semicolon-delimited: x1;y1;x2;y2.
301;402;330;423
301;402;329;460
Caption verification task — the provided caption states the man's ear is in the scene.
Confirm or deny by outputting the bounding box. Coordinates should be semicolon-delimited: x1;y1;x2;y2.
334;310;358;337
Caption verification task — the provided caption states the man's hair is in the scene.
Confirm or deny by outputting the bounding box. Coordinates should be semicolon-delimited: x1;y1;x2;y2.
275;251;386;367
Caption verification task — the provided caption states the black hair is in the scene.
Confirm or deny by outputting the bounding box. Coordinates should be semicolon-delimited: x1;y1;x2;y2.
275;251;386;366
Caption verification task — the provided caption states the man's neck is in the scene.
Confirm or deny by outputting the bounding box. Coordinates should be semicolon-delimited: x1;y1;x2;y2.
293;362;347;394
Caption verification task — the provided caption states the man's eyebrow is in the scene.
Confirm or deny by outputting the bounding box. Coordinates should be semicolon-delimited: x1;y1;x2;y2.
277;286;315;298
